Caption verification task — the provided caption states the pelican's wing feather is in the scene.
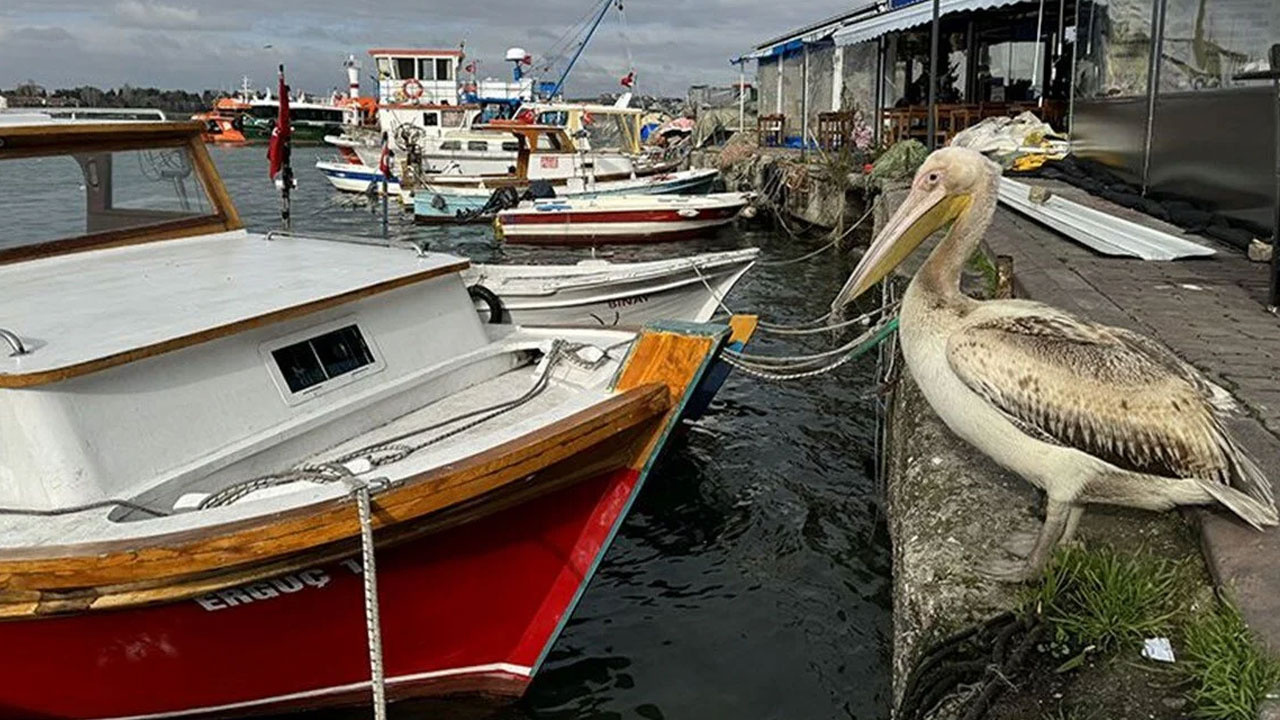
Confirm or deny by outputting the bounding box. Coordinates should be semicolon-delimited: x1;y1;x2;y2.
945;313;1275;525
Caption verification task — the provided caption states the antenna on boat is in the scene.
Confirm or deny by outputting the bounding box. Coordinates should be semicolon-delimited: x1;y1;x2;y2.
546;0;616;100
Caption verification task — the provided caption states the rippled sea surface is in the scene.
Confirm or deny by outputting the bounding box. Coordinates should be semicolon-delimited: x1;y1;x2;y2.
218;145;887;720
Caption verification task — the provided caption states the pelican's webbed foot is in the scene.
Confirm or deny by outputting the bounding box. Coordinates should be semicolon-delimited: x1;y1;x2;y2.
980;555;1038;583
980;500;1078;584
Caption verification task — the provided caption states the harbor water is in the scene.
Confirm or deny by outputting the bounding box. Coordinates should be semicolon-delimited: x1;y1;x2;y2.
210;145;892;720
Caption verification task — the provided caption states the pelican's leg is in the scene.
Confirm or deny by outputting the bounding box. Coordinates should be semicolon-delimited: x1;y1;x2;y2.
1058;505;1085;546
983;499;1072;582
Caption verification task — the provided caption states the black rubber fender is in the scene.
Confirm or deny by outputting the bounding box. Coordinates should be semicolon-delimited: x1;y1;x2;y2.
468;284;507;324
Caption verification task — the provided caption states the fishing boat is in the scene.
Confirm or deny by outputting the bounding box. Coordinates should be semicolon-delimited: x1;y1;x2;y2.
415;168;718;223
495;193;753;245
411;125;716;223
0;117;752;718
465;248;759;326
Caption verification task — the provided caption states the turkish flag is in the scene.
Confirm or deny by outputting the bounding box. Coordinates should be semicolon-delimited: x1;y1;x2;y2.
267;65;292;179
378;132;392;177
620;71;635;88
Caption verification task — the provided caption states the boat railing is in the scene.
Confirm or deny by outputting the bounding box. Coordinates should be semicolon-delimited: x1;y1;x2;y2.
0;329;28;357
263;229;429;255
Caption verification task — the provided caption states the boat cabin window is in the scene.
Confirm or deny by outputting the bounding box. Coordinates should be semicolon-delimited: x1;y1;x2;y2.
293;107;342;123
538;111;569;127
376;57;392;79
0;144;216;253
394;58;416;80
270;324;375;394
435;59;454;81
501;141;520;152
442;109;467;127
467;140;488;152
535;133;563;151
439;140;462;151
417;59;436;81
249;105;277;120
422;112;439;127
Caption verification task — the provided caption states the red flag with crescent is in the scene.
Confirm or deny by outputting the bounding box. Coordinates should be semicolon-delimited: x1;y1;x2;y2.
267;66;291;179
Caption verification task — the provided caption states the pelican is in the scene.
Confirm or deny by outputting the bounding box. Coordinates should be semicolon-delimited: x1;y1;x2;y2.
834;147;1278;580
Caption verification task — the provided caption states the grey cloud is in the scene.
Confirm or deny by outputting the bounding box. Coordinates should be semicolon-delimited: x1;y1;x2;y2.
2;0;852;96
110;0;241;30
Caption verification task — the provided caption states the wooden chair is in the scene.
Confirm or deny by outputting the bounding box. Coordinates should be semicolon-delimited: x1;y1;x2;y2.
758;114;785;148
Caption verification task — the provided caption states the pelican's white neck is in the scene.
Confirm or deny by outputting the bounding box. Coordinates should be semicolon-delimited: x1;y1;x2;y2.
913;169;1000;305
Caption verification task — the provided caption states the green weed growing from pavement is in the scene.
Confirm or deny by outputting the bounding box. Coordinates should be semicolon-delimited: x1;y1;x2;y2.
1027;544;1187;653
1180;599;1280;720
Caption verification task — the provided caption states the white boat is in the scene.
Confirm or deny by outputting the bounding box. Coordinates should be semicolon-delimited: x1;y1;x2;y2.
495;192;753;245
415;167;720;223
0;117;751;718
464;248;759;326
315;158;404;194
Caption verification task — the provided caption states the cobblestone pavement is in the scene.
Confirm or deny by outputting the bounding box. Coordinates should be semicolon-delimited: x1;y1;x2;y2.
983;206;1280;650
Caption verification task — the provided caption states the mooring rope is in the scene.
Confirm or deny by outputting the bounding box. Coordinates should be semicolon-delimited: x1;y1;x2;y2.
719;317;899;381
756;202;875;268
691;250;889;338
350;478;389;720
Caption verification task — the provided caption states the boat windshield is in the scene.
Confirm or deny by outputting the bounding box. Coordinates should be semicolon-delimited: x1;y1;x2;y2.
0;143;217;254
581;114;633;152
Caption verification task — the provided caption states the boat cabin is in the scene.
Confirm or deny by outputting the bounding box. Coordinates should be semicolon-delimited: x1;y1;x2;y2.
525;102;644;155
0;118;506;520
421;124;644;188
370;48;463;105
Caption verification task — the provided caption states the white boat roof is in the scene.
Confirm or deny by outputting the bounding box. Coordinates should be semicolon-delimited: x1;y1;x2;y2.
0;231;467;386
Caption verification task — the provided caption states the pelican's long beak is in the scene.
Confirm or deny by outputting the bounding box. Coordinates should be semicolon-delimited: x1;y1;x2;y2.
830;186;970;317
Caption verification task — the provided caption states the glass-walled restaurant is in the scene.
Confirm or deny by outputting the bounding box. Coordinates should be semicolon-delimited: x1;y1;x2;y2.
750;0;1279;234
879;1;1075;146
1074;0;1279;232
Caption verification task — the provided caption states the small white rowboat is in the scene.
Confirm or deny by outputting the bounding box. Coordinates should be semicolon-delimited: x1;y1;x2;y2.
495;192;753;245
465;248;759;327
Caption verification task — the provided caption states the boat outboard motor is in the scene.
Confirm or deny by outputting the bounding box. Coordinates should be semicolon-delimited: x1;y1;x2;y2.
455;186;522;222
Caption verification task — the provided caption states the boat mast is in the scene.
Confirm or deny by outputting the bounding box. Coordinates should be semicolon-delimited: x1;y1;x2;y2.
547;0;615;100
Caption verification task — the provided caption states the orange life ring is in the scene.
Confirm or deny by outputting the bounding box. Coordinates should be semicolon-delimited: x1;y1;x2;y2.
403;78;424;100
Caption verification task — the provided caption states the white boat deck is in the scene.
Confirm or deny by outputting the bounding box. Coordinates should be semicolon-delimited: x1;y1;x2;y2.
0;231;468;382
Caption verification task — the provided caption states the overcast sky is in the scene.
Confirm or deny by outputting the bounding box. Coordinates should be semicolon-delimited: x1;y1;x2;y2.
0;1;854;98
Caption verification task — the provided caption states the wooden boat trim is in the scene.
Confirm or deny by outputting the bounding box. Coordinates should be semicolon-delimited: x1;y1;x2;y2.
0;381;671;593
0;258;470;388
4;420;657;618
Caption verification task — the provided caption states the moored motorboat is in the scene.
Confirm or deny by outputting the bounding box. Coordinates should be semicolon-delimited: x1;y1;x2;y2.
465;248;757;327
410;124;712;223
414;168;719;223
495;192;752;245
0;118;750;719
316;157;404;194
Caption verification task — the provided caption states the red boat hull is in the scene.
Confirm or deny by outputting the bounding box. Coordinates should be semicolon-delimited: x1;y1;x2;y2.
0;468;640;720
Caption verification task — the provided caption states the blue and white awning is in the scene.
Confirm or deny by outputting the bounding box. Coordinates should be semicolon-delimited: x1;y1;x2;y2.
834;0;1028;46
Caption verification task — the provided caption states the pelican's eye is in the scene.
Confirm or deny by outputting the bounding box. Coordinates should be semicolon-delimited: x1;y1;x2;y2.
927;171;941;185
